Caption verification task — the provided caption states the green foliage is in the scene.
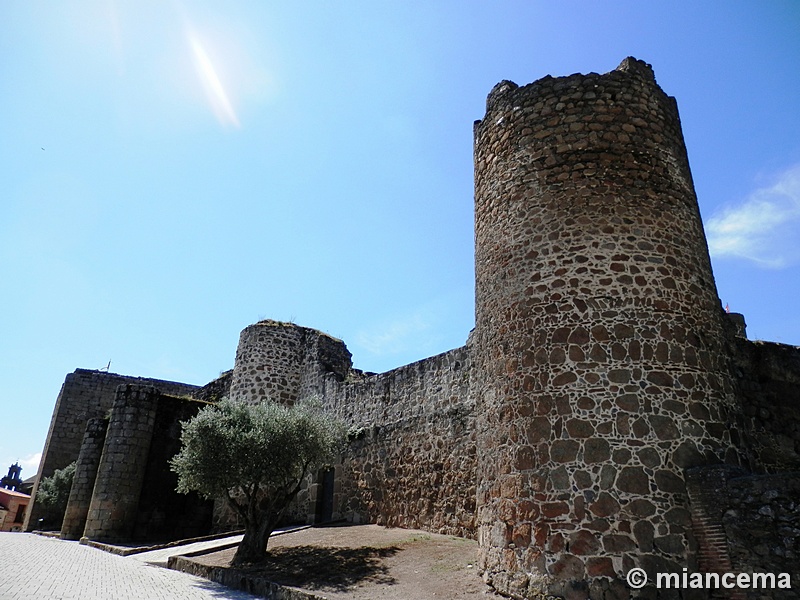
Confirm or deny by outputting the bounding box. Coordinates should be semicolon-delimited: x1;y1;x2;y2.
170;397;346;564
36;461;76;514
171;398;345;500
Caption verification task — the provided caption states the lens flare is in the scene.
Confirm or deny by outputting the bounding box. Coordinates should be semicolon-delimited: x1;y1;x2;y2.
188;31;240;128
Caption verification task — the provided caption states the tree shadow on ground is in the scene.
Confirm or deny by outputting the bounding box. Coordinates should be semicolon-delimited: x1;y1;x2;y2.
238;544;401;592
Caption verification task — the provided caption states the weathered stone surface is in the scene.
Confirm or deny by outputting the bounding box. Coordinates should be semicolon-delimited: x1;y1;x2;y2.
25;370;200;532
589;492;620;518
583;439;610;463
654;470;686;494
616;467;649;495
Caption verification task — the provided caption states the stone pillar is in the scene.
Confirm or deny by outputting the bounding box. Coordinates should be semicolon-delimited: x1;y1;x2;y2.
60;417;108;540
82;385;158;542
472;58;740;598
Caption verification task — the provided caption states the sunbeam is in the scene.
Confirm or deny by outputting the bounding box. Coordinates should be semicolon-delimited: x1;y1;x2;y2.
188;31;240;129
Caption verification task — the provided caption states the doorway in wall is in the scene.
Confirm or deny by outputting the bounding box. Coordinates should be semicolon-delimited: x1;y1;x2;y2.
314;468;335;524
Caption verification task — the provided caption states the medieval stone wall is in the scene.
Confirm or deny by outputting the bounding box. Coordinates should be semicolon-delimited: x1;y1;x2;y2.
82;385;160;542
730;339;800;472
320;345;476;537
722;474;800;598
25;369;198;531
29;56;800;599
61;417;108;540
193;370;233;403
686;465;799;599
77;385;212;543
471;57;742;598
131;394;213;542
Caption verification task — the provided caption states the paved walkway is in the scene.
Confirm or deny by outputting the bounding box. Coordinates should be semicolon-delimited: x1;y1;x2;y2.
0;533;259;600
132;534;245;567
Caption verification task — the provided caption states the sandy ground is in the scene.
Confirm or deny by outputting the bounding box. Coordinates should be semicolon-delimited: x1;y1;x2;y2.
190;524;504;599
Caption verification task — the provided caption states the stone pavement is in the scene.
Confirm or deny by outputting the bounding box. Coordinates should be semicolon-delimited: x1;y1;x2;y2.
131;534;245;567
0;533;259;600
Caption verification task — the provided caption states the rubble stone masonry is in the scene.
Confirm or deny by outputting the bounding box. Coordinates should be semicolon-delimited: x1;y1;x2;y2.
472;57;742;598
321;346;476;538
82;385;160;542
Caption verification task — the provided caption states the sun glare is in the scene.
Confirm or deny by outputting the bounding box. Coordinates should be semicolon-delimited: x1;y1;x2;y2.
188;31;240;129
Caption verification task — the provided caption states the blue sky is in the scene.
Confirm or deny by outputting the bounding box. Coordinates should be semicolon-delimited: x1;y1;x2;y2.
2;1;799;479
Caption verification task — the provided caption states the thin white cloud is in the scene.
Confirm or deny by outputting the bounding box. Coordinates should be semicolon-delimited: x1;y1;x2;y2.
356;313;431;356
19;453;42;476
706;164;800;268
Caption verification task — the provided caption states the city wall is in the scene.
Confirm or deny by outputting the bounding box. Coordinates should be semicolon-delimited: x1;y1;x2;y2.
223;321;477;538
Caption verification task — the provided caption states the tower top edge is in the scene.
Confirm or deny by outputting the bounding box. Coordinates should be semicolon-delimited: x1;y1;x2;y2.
483;56;660;115
243;319;346;344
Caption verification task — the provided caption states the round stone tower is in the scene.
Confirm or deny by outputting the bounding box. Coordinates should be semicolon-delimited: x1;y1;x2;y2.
228;319;352;405
473;58;740;598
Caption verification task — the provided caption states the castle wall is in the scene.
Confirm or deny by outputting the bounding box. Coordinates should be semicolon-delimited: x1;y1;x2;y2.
130;394;213;542
193;369;233;403
73;386;212;543
721;473;800;595
25;369;199;531
472;58;742;598
685;465;800;599
731;339;800;472
224;320;478;538
320;345;476;537
228;320;351;405
29;57;800;595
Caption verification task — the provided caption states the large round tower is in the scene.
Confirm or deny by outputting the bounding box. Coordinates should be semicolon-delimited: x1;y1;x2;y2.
473;58;740;598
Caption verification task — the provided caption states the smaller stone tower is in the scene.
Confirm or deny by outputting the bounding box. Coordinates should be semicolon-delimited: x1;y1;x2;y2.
83;385;159;542
228;320;352;405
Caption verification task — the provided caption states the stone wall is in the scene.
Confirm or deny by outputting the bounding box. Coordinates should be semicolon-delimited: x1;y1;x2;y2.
321;345;476;537
80;385;213;542
686;466;799;598
193;370;233;403
471;57;741;598
61;417;108;540
221;322;477;539
730;339;800;472
25;369;199;531
131;394;213;542
83;385;160;542
29;56;800;597
723;473;800;597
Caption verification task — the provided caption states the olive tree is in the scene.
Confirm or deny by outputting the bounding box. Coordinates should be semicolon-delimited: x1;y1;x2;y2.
170;398;345;565
35;461;76;529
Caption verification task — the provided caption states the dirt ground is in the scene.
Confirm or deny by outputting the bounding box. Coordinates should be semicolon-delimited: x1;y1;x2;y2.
191;524;504;599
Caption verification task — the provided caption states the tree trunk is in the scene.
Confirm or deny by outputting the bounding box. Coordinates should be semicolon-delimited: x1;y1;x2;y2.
231;508;279;566
229;482;300;565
